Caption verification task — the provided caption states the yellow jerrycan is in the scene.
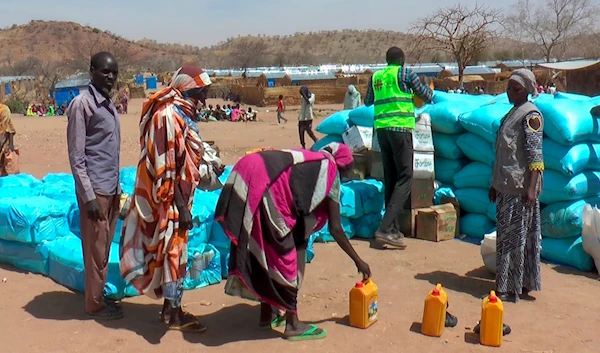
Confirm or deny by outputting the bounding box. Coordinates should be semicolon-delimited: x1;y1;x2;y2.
349;279;378;329
480;290;504;347
421;283;448;337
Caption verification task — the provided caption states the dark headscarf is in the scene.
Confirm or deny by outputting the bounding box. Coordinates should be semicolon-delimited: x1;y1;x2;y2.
300;86;311;101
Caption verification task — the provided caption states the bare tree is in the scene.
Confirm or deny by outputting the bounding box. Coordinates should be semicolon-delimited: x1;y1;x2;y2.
409;4;503;86
507;0;599;62
38;60;70;94
5;55;41;76
229;38;270;70
63;30;139;71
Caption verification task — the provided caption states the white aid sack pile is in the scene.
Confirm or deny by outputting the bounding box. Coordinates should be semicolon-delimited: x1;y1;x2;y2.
480;231;497;274
581;205;600;272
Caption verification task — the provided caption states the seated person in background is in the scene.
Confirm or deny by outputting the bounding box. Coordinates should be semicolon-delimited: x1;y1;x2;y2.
225;104;232;119
246;107;257;121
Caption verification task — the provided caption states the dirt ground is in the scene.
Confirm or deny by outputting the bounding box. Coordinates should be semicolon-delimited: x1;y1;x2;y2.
1;98;599;353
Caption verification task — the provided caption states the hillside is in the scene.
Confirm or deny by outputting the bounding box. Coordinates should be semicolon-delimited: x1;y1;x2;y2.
0;20;595;78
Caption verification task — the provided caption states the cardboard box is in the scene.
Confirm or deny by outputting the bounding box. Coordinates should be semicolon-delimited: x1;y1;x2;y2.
416;204;458;242
343;126;373;153
411;178;434;209
413;114;434;153
413;152;435;180
347;152;370;180
440;197;461;238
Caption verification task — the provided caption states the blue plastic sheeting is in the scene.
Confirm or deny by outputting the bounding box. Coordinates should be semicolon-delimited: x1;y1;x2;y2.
434;157;468;185
0;186;40;198
145;76;158;89
40;174;77;203
343;179;384;215
0;174;42;188
119;166;137;194
311;134;344;151
460;213;495;240
0;239;49;275
313;217;355;243
541;197;600;238
432;133;464;160
456;133;495;167
554;92;591;101
209;222;231;278
351;212;382;239
431;91;495;105
427;101;480;134
46;235;129;299
218;166;233;185
540;170;600;204
487;202;497;222
535;98;599;145
339;185;362;218
543;139;600;176
316;110;351;135
0;196;71;244
348;105;374;127
458;103;512;143
434;186;456;205
454;162;492;189
541;236;594;272
455;188;491;214
184;243;222;290
306;233;317;263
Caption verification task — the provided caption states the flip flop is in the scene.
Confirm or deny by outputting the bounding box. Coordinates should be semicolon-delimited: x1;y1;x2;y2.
286;324;327;341
168;321;208;333
260;315;287;330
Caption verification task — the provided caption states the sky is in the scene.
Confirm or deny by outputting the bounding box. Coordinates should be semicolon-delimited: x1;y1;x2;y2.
1;0;506;47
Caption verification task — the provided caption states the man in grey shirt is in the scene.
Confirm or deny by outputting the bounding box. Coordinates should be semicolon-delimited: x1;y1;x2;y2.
67;52;123;320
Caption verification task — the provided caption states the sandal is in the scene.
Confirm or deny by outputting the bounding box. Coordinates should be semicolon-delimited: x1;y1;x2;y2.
259;315;286;330
285;324;327;341
87;305;124;321
167;311;207;333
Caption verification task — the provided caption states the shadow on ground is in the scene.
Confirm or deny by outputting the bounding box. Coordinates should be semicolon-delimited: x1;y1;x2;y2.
552;265;599;280
23;291;342;346
0;263;31;275
414;267;495;298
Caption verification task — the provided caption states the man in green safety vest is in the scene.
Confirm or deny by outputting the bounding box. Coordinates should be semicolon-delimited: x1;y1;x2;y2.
364;47;434;249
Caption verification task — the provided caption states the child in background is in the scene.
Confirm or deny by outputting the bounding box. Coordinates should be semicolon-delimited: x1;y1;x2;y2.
277;95;287;124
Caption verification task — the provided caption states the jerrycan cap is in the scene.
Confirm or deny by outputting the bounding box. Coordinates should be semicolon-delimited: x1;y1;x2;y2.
489;294;498;303
355;282;364;288
432;289;440;296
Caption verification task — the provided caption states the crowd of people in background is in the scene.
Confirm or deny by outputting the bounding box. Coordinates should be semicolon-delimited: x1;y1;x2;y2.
25;103;68;116
196;103;259;122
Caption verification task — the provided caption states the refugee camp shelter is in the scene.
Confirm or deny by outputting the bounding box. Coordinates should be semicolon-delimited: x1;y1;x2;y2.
52;73;90;107
538;60;600;96
288;72;337;86
0;76;34;100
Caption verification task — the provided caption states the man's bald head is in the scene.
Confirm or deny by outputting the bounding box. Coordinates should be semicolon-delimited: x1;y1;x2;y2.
90;51;118;97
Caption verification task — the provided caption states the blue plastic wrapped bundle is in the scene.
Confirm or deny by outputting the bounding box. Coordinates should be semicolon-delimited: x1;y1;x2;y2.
339;184;362;218
543;139;600;176
306;233;317;263
535;98;599;145
0;196;71;244
218;166;233;185
189;221;213;248
209;222;231;278
0;239;49;275
541;197;600;238
0;186;40;198
311;134;344;151
434;157;468;185
315;110;351;135
0;174;42;189
313;217;355;243
434;186;456;205
46;234;128;299
431;91;495;105
554;92;591;101
460;213;496;240
344;180;384;215
432;133;464;160
40;174;77;203
428;101;481;134
119;166;137;194
455;188;492;214
540;170;600;204
541;236;594;272
351;212;382;239
458;103;511;143
487;202;497;222
456;133;495;166
348;105;374;127
184;243;222;290
453;162;492;189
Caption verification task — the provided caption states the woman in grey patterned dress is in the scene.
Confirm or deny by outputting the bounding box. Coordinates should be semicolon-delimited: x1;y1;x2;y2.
489;69;543;303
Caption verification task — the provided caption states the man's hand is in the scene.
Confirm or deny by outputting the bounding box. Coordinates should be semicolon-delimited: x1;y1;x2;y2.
85;199;104;221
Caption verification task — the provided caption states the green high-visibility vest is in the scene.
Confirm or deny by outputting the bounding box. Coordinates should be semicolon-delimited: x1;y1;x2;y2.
372;65;415;130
